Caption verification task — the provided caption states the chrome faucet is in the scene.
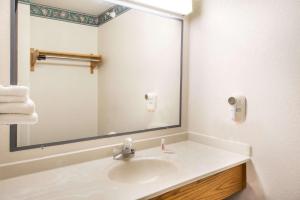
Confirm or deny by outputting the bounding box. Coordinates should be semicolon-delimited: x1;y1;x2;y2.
113;138;135;160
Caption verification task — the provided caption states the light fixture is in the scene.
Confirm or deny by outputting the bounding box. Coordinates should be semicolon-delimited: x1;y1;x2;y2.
103;0;184;20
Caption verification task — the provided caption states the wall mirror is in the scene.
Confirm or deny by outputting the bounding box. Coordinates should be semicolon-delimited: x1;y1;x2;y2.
10;0;183;151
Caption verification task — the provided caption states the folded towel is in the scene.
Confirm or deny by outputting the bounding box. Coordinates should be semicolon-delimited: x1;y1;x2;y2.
0;112;38;125
0;85;29;97
0;99;35;114
0;96;27;103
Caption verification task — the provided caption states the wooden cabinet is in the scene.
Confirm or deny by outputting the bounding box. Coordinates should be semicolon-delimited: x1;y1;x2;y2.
150;164;246;200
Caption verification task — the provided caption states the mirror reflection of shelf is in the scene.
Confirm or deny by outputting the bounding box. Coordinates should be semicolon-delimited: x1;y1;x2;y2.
30;48;102;74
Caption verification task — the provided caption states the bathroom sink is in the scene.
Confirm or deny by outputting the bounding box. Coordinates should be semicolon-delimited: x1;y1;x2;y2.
108;158;178;184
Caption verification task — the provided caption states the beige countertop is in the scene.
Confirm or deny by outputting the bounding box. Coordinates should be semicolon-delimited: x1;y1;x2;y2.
0;141;249;200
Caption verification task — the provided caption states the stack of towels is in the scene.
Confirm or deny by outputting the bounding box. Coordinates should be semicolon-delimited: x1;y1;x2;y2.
0;85;38;125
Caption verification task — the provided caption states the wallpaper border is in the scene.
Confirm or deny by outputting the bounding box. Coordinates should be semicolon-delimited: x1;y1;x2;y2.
18;0;130;27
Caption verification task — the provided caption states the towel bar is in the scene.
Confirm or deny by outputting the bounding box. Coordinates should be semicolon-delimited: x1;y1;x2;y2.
30;48;102;74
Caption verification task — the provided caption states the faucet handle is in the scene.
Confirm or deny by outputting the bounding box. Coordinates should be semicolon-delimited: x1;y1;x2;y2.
112;138;135;160
123;138;133;149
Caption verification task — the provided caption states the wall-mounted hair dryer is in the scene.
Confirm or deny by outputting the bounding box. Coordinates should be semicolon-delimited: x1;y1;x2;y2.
228;96;246;123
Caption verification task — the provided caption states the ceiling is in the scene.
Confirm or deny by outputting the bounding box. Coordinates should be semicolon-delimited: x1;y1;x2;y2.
31;0;115;16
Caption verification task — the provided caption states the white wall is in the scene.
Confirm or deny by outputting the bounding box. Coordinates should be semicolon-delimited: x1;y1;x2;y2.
17;4;31;146
18;15;99;145
97;10;182;134
188;0;300;199
18;4;30;87
0;0;10;85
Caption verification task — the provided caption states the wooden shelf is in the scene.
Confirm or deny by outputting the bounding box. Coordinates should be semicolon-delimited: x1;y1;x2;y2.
30;48;102;74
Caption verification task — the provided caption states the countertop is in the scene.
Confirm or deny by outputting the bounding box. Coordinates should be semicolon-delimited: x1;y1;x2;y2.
0;141;249;200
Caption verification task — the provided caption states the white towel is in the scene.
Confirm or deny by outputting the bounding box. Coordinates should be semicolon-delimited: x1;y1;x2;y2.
0;99;35;114
0;113;38;125
0;85;29;97
0;96;27;103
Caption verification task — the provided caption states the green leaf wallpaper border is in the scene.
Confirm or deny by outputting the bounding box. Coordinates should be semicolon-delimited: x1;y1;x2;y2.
18;0;130;27
18;0;31;5
30;3;100;27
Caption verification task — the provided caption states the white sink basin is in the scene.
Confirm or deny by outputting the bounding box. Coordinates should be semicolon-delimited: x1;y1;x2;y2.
108;158;178;184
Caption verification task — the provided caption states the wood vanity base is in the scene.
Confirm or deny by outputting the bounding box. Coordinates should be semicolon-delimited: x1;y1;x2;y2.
151;164;246;200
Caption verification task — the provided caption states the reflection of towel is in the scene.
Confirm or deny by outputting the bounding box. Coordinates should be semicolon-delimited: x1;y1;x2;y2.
0;99;35;114
0;113;38;125
0;85;29;97
0;96;27;103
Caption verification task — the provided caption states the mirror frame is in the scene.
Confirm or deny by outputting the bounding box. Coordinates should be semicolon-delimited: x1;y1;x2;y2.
9;0;184;151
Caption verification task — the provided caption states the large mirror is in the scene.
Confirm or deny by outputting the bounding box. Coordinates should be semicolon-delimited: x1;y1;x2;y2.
11;0;183;151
